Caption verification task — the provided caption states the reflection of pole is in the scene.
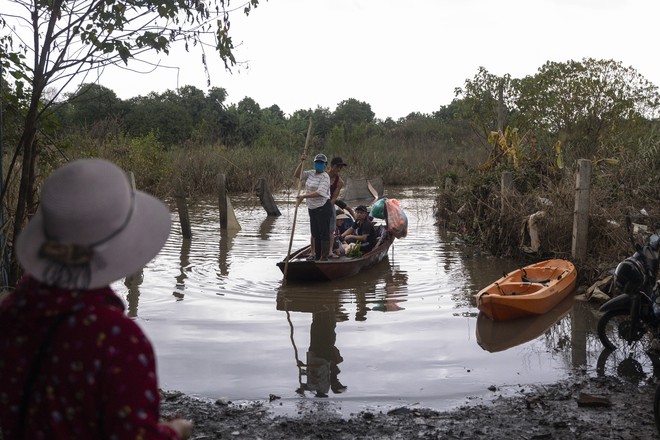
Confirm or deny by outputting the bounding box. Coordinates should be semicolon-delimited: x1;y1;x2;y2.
285;310;305;393
570;301;589;368
218;229;237;277
124;271;143;318
174;238;191;299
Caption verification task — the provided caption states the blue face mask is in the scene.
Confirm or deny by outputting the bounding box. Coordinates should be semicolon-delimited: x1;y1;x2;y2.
314;162;326;172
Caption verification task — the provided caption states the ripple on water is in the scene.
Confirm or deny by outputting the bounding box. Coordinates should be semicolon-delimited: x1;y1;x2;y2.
112;188;610;415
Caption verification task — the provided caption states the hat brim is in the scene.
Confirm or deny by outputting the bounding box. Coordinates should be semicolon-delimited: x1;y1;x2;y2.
16;190;171;289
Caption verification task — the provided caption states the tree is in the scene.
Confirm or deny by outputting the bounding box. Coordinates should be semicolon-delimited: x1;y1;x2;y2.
0;0;261;284
235;97;262;146
57;83;121;128
515;58;660;159
333;98;375;143
124;94;193;146
454;67;517;144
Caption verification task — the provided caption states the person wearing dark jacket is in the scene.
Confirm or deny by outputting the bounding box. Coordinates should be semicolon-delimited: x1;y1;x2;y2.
341;205;378;252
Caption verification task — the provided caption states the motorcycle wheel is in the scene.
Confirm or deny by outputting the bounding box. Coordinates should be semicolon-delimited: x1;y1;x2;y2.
597;309;652;351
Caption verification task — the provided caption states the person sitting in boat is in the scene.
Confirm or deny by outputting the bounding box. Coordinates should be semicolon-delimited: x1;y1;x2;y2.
332;211;352;257
335;209;354;234
341;205;378;253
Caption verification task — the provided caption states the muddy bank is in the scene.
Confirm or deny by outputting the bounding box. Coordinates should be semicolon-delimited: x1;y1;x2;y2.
161;374;659;439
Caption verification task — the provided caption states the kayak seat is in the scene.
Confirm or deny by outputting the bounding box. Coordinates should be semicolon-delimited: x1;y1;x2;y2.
522;276;550;284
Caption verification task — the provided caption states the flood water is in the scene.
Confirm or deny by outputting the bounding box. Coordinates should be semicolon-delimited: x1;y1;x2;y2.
113;186;645;416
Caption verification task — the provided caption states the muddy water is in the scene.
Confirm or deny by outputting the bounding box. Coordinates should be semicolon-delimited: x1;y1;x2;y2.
113;186;631;415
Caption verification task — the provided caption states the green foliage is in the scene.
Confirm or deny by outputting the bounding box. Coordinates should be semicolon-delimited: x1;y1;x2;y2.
327;125;345;151
347;242;362;258
515;58;660;160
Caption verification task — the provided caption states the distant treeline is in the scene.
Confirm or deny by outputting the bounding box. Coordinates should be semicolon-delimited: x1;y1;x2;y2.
2;57;659;199
2;57;660;280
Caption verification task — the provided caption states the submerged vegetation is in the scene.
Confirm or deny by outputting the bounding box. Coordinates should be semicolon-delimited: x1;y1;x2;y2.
2;57;660;286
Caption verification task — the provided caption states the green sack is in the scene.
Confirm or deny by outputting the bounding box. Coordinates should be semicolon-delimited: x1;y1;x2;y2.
370;198;387;219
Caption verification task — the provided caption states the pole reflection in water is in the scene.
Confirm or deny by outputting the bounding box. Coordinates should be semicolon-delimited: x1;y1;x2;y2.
173;238;191;300
258;216;277;240
124;270;143;318
218;229;238;278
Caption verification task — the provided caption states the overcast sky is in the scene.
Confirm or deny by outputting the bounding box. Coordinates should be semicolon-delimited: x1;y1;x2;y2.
98;0;660;120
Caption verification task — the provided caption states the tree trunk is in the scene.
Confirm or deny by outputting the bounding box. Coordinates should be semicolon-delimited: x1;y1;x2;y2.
9;113;38;286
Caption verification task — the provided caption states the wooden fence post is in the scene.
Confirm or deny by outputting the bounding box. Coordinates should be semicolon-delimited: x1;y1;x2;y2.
217;173;227;229
257;177;281;216
572;159;591;261
175;195;192;239
217;173;241;231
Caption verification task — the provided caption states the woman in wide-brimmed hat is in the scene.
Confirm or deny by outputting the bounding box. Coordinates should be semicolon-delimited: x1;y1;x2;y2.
0;159;192;439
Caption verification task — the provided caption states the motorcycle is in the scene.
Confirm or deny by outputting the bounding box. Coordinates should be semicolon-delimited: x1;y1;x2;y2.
597;232;660;353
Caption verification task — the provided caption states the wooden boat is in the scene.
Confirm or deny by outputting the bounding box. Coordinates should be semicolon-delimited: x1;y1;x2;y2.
474;259;577;321
277;233;394;282
476;294;574;352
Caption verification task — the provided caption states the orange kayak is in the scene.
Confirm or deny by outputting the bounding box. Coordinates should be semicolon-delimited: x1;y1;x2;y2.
475;259;577;321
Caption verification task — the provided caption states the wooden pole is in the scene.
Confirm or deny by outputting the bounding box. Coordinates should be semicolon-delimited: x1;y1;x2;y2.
283;118;313;282
175;196;192;239
217;173;227;229
572;159;591;261
257;177;282;216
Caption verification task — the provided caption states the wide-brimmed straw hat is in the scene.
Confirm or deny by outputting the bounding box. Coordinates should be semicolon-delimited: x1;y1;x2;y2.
16;158;171;290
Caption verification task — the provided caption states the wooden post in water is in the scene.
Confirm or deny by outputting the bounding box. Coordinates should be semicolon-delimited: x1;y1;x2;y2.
572;159;591;261
175;195;192;239
218;173;228;229
257;177;281;216
216;174;241;230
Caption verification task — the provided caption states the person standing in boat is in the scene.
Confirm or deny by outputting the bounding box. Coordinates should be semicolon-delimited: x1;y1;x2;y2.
341;205;378;253
326;157;355;257
294;153;333;261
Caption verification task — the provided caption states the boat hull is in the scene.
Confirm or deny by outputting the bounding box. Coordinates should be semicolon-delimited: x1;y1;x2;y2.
277;235;393;282
475;259;577;321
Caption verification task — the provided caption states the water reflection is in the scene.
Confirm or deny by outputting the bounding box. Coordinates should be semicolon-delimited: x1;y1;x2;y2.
258;216;277;240
302;308;347;397
218;229;238;277
111;191;653;410
124;270;143;318
356;266;408;316
476;295;575;353
276;264;408;398
173;239;191;300
596;346;660;383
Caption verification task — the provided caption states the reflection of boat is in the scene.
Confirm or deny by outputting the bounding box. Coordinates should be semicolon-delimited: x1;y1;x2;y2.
476;295;574;352
475;259;577;321
277;234;394;282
